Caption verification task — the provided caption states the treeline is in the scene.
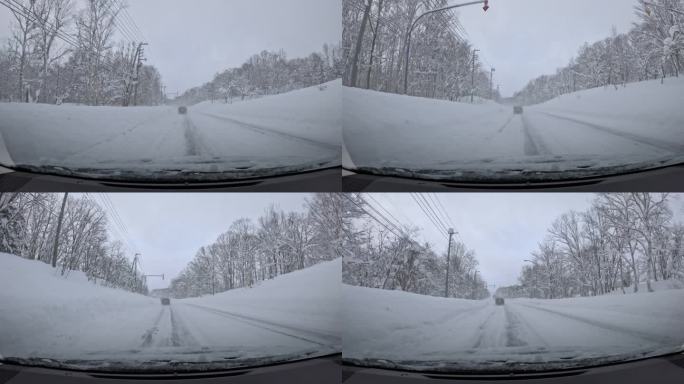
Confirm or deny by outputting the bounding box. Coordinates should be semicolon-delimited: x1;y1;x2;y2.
169;194;355;298
343;0;500;101
514;0;684;105
500;193;683;299
0;0;163;106
0;193;148;294
174;45;343;106
343;195;489;300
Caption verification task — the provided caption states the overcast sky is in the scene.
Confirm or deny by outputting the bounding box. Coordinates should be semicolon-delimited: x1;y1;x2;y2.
455;0;639;96
80;193;312;290
370;194;684;291
0;0;342;94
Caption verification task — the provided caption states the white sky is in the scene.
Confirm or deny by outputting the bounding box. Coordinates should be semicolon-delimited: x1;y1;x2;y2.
454;0;639;96
76;193;312;290
0;0;342;94
369;194;684;291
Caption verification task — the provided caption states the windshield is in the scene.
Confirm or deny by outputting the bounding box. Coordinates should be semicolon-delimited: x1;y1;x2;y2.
342;193;684;372
0;192;341;372
342;0;684;182
0;0;341;182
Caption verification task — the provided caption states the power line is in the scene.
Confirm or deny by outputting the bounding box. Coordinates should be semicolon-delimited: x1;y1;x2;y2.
411;193;449;239
419;193;450;234
343;194;403;239
428;193;455;232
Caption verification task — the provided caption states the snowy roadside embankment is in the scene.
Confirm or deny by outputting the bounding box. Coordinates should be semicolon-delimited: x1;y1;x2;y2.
193;80;341;148
0;253;159;358
185;258;341;339
343;282;684;371
531;77;684;143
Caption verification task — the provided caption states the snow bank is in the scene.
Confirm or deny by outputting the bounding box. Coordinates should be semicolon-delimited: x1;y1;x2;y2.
531;77;684;142
186;258;341;337
0;253;159;358
193;80;341;147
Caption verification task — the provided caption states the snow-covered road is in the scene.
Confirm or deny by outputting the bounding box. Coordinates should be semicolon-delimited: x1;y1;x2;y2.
343;284;684;370
0;254;341;369
89;301;339;361
0;81;341;177
343;77;684;175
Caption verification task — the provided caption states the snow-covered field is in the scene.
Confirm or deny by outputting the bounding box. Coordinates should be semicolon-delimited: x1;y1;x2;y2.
0;253;340;371
0;81;341;180
343;283;684;372
343;78;684;180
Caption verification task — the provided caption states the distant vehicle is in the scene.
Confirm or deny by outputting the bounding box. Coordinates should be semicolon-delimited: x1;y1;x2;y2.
513;106;524;114
178;106;188;115
495;297;505;306
161;297;170;305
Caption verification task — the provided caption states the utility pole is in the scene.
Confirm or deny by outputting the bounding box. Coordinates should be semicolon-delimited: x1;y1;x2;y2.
445;228;455;298
133;42;148;106
471;49;480;103
490;68;494;98
51;193;68;268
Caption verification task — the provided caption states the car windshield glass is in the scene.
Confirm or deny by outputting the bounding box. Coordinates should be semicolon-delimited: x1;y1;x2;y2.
342;193;684;372
0;193;341;372
342;0;684;182
0;0;342;182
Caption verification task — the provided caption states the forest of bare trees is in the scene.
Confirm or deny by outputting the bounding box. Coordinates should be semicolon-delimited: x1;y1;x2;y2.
514;0;684;105
343;0;500;101
169;194;356;299
342;194;490;300
0;193;148;293
174;44;343;106
497;194;684;299
0;0;163;106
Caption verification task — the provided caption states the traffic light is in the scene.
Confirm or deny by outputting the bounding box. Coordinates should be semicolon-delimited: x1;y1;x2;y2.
483;0;490;12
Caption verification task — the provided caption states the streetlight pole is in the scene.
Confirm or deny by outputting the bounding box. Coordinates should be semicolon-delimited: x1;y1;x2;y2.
403;0;490;94
445;228;455;298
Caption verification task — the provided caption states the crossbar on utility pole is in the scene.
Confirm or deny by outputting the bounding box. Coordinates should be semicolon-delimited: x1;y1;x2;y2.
445;228;455;297
403;1;489;95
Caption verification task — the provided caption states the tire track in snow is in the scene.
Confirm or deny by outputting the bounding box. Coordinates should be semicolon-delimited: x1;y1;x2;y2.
505;303;549;349
516;302;672;345
140;306;167;348
170;306;200;348
471;307;500;349
184;303;339;348
521;114;552;156
198;112;339;152
183;115;215;157
538;112;684;154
